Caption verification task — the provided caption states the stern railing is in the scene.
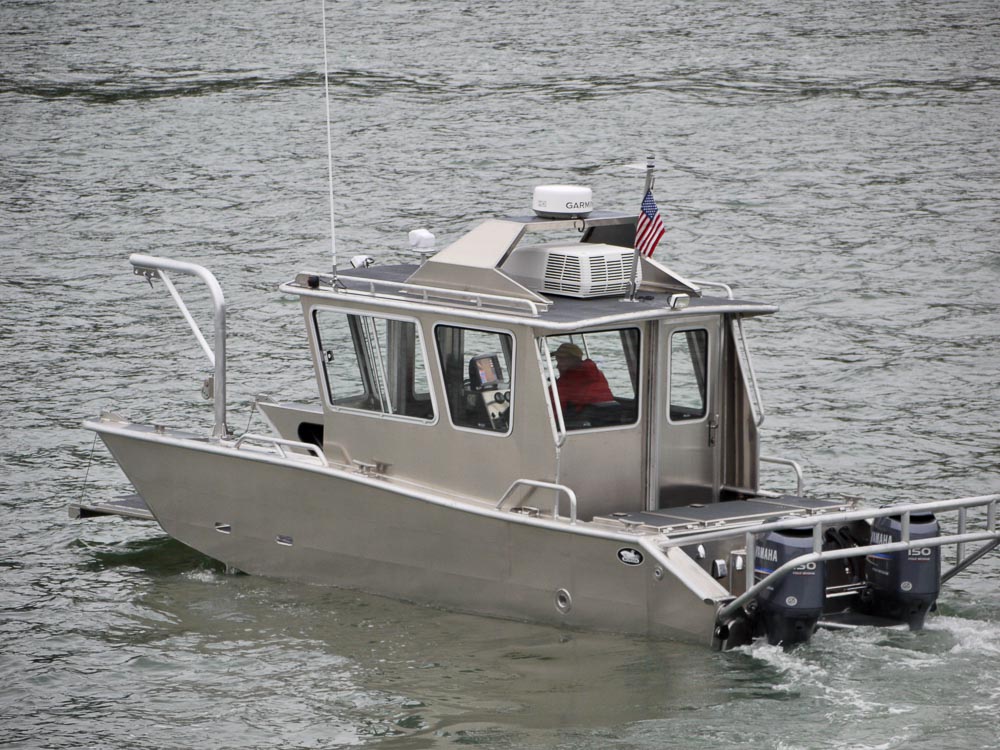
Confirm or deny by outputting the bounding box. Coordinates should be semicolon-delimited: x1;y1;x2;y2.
699;493;1000;624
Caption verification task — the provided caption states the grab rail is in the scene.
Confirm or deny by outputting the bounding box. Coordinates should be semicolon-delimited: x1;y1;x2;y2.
760;455;804;496
536;339;567;447
130;254;228;439
229;433;329;467
496;479;578;525
708;493;1000;623
688;279;734;299
733;317;766;426
328;275;549;317
689;280;766;426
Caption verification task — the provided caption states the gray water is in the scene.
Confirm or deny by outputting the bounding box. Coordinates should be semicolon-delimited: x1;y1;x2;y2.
2;0;999;747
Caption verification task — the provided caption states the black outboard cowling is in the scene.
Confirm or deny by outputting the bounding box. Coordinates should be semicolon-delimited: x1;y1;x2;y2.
863;513;940;629
754;527;826;646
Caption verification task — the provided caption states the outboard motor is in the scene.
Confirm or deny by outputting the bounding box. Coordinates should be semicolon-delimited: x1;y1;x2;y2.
863;513;940;629
754;528;826;646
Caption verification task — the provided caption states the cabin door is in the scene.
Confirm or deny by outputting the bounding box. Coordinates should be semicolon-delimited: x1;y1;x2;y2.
651;316;722;508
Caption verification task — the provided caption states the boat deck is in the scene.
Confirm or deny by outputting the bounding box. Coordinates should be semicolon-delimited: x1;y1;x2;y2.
595;496;852;536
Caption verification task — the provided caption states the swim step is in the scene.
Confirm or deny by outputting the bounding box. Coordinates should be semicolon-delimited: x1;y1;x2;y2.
69;493;155;522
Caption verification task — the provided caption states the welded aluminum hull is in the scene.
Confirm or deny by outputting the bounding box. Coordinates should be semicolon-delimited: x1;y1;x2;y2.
91;420;724;645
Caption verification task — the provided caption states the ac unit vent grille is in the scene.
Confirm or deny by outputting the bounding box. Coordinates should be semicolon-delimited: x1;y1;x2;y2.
542;250;632;297
543;253;583;293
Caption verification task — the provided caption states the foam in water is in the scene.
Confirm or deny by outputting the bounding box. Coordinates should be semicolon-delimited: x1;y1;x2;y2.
931;615;1000;655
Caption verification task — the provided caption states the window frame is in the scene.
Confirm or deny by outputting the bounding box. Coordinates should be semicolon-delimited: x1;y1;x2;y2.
543;326;643;433
666;326;710;424
432;321;517;438
311;306;437;425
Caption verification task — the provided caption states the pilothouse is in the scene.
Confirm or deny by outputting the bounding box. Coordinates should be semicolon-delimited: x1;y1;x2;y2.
75;177;1000;648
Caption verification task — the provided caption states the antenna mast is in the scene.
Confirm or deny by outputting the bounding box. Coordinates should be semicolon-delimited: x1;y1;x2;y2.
320;0;338;277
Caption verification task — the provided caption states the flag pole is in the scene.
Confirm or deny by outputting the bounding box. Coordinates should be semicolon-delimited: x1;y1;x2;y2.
628;154;655;301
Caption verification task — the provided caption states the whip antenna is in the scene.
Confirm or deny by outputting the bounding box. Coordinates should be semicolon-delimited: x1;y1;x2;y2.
320;0;338;277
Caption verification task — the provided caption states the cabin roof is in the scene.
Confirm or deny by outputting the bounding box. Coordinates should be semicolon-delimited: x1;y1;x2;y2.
282;262;777;330
281;213;777;328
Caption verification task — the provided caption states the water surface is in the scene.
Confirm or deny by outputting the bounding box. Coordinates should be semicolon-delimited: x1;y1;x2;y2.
2;0;999;747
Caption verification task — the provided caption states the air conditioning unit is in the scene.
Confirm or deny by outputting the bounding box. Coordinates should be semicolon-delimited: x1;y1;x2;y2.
502;242;636;298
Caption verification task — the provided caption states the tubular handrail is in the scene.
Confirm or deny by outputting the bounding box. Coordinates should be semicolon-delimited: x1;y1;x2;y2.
760;455;804;496
733;317;765;427
718;528;1000;623
659;494;999;550
129;254;228;439
688;278;734;299
331;276;549;316
637;537;730;605
689;281;765;426
230;433;329;467
703;493;1000;623
496;478;578;525
536;340;567;447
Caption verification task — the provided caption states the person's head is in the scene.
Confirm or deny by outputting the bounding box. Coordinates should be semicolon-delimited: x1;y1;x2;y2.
553;342;583;375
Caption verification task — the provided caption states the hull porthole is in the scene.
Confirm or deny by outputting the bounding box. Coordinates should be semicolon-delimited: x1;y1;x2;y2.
555;588;572;614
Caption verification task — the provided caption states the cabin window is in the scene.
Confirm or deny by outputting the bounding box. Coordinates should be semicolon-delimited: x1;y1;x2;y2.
313;309;434;421
434;325;514;434
669;329;708;421
544;328;640;430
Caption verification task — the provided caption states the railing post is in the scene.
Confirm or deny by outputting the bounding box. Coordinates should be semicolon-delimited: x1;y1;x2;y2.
957;507;967;564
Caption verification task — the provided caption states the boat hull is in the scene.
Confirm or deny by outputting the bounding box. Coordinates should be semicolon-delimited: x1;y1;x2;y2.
91;421;723;645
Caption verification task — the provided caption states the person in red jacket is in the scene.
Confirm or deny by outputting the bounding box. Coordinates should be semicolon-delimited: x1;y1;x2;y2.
552;342;614;416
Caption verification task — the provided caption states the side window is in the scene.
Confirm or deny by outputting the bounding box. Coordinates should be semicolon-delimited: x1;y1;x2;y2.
313;309;434;421
435;325;514;433
545;328;640;430
669;329;708;421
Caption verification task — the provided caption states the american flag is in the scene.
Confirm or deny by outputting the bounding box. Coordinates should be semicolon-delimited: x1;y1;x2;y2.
635;189;665;258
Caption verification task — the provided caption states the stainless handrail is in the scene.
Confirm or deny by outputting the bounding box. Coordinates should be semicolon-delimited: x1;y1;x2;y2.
706;493;1000;623
660;494;998;551
689;281;765;426
688;278;734;299
760;455;804;496
332;276;549;316
129;254;228;439
230;433;329;467
720;529;1000;623
536;339;567;447
496;478;578;525
734;317;765;426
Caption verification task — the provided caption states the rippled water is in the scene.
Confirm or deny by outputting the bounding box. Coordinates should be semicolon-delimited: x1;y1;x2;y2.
2;0;999;747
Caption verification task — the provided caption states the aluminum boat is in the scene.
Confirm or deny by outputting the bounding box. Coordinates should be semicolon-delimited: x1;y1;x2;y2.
75;183;999;648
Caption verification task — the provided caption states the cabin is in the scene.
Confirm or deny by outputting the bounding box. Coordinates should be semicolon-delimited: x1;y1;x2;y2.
259;208;777;522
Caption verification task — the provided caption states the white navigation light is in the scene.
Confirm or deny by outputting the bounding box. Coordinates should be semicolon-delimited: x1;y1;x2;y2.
532;185;593;219
408;228;436;249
